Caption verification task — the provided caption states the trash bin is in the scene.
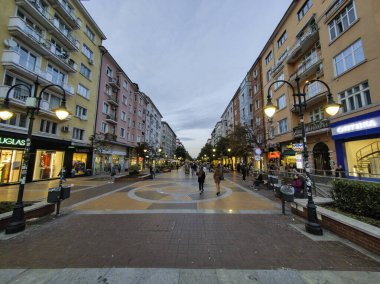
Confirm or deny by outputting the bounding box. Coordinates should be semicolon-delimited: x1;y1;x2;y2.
47;187;61;203
60;186;71;200
280;185;295;202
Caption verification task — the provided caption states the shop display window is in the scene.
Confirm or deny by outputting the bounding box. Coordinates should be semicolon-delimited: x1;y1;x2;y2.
0;149;23;183
72;153;87;175
33;150;64;181
345;138;380;179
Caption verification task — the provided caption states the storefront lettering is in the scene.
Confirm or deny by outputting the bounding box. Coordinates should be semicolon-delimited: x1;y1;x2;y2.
336;119;378;135
0;137;26;147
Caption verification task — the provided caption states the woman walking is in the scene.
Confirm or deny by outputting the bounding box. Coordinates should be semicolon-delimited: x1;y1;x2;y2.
213;163;223;196
197;166;206;194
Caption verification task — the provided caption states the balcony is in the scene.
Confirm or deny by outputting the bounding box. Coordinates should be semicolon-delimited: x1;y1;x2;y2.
104;132;117;141
106;94;119;106
48;0;81;29
272;48;289;76
289;52;323;83
50;18;80;51
0;85;30;109
105;114;117;124
293;119;330;138
108;76;120;90
45;44;77;73
287;23;319;64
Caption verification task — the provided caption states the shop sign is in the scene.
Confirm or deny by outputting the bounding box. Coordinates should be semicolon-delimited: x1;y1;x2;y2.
0;137;26;147
254;148;262;155
268;151;280;159
75;148;90;153
254;155;261;161
296;154;303;169
286;143;293;149
292;143;304;152
332;118;380;136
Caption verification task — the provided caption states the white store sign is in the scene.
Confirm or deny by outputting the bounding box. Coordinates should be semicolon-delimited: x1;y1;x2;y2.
331;117;380;136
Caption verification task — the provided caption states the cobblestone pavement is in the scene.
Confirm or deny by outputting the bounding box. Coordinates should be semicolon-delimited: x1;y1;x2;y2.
0;170;379;283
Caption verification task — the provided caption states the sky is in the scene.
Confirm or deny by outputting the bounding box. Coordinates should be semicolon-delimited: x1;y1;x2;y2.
82;0;293;158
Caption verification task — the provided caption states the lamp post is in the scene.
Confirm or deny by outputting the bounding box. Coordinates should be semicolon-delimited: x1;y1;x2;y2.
0;79;70;234
264;77;340;236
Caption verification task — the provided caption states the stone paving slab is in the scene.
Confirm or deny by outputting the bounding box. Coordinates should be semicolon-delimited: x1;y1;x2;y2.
0;268;379;284
1;214;379;270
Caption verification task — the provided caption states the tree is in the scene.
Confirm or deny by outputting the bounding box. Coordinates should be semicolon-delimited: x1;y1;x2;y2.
90;133;111;174
175;146;188;161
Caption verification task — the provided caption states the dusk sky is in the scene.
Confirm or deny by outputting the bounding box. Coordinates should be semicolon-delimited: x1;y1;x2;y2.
83;0;293;157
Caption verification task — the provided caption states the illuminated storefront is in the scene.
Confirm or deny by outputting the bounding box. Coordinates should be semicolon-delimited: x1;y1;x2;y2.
33;150;64;180
0;136;25;184
331;110;380;180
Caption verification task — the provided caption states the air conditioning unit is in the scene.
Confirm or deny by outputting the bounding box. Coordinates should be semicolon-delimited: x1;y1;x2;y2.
88;58;94;65
62;126;69;132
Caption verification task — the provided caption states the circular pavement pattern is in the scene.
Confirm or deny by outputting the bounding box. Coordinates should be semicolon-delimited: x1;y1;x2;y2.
128;181;233;204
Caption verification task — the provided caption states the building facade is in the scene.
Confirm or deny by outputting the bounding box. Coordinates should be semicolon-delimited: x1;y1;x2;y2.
0;0;105;183
145;94;163;153
161;121;176;159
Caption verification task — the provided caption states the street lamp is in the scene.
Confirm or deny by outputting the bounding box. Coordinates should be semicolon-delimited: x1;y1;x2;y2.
0;80;70;234
264;77;341;236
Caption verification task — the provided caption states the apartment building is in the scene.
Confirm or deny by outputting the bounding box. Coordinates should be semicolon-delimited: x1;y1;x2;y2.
260;0;380;179
0;0;105;183
239;74;253;127
220;100;234;137
145;95;163;153
94;47;138;173
232;88;240;127
161;121;176;159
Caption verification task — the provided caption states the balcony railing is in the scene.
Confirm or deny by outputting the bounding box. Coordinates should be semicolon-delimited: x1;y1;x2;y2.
106;94;119;106
52;0;81;29
293;119;330;137
289;52;322;82
106;114;117;124
108;76;120;89
287;23;318;63
104;132;117;141
272;48;289;75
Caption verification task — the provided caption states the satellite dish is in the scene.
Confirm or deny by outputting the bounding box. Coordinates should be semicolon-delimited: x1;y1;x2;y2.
4;39;17;48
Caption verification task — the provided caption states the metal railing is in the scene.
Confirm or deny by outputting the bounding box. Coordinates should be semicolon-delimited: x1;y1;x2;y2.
356;141;380;163
293;119;330;137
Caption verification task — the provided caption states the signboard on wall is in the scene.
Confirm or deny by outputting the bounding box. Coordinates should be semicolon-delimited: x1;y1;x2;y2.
296;154;303;169
331;117;380;136
0;137;26;147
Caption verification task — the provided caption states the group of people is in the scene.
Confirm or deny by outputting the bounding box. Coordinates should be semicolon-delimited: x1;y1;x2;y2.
185;163;224;196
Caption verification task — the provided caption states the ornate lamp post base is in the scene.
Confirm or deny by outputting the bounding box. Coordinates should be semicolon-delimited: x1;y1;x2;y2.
305;199;323;235
5;203;25;234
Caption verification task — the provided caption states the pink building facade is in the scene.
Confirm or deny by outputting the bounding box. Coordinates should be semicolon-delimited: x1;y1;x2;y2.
94;47;145;173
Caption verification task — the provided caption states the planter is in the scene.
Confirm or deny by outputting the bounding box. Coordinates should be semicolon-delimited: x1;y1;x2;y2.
292;199;380;255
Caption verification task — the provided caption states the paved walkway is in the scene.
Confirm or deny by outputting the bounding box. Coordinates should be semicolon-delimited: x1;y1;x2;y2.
0;170;379;283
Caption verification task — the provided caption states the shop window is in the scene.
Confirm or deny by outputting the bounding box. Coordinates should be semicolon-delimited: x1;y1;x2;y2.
72;153;87;176
0;149;23;183
339;81;371;113
33;150;64;181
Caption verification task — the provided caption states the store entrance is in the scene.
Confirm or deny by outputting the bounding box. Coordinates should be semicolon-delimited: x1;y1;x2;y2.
0;149;23;183
313;142;331;175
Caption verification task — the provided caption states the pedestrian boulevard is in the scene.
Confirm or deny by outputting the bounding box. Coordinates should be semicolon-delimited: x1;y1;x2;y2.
1;170;380;283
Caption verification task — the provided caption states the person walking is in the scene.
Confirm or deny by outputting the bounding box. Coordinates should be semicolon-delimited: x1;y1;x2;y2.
109;165;116;183
242;163;247;181
149;165;155;179
197;166;206;194
213;163;223;196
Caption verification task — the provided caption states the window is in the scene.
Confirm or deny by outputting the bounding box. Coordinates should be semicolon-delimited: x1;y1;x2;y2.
82;44;93;60
127;118;131;127
265;51;273;65
255;99;261;110
270;126;275;138
13;44;37;72
77;84;89;99
278;118;288;134
277;94;286;110
75;105;87;119
256;117;261;126
0;113;27;128
274;73;284;89
333;39;365;76
266;69;272;83
277;31;287;48
249;104;253;113
106;66;112;77
101;122;108;133
73;128;84;140
339;81;371;113
120;128;125;138
309;107;324;122
85;25;95;42
297;0;312;21
102;102;110;114
121;111;126;121
306;81;324;99
123;80;128;89
328;1;357;41
122;95;127;105
80;63;91;79
47;64;65;86
39;119;57;134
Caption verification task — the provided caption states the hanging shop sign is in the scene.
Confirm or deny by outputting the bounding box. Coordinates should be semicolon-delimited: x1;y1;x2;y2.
0;136;26;147
296;154;303;169
268;151;280;159
292;143;304;152
332;117;380;136
286;143;293;149
254;148;262;155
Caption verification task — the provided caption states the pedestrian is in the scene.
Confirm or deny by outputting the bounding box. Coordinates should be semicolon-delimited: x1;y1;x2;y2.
335;165;346;178
118;164;121;173
242;163;247;181
213;163;223;196
291;174;304;198
149;165;155;179
197;166;206;194
109;165;116;183
176;164;179;171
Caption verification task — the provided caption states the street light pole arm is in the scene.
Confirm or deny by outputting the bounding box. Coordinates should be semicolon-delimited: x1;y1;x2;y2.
39;84;67;107
266;80;296;102
4;83;32;102
303;79;332;98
